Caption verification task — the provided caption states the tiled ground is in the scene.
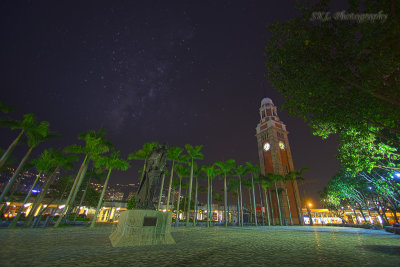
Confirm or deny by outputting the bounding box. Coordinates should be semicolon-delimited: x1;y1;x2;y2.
0;225;399;266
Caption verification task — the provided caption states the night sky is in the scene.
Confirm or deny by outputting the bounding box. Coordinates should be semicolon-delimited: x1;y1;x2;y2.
0;1;343;206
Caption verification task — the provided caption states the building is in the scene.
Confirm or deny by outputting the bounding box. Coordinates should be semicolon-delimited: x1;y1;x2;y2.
255;98;302;225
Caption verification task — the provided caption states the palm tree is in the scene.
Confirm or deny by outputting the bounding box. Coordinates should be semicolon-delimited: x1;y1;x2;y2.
232;165;247;227
268;173;284;225
0;102;14;114
201;164;216;227
90;151;130;227
55;129;112;227
259;174;273;226
227;179;241;226
256;175;265;226
0;113;46;170
192;164;203;226
165;147;184;212
174;164;189;227
246;162;260;226
241;179;253;224
157;169;170;211
183;144;203;227
214;159;235;227
284;167;308;225
128;142;158;182
73;168;105;222
0;115;52;205
25;149;78;227
9;150;57;228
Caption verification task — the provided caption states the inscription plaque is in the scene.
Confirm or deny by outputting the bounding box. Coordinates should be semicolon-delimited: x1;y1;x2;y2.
143;216;157;226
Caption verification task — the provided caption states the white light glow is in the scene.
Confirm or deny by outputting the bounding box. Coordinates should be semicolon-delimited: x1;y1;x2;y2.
58;205;65;209
24;203;31;208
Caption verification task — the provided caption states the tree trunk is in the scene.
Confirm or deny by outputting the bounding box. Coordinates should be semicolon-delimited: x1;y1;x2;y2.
207;176;210;227
0;130;24;170
175;177;182;227
358;206;367;223
166;161;175;212
157;172;166;211
274;182;283;225
291;180;303;225
63;160;89;223
186;158;194;227
258;183;265;226
248;188;253;223
0;146;33;204
239;178;243;227
236;188;240;226
9;171;42;228
223;175;228;227
352;208;360;224
264;187;271;226
194;176;198;227
54;155;88;227
285;188;293;225
251;177;258;226
268;187;275;225
74;182;89;222
251;176;257;226
25;166;60;227
90;168;112;228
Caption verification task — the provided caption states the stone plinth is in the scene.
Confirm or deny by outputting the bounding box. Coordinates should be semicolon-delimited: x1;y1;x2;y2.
109;210;175;247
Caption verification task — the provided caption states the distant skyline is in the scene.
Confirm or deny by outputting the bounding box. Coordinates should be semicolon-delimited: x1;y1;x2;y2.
0;1;344;206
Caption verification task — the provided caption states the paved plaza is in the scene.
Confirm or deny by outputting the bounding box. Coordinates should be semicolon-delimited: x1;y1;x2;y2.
0;225;399;266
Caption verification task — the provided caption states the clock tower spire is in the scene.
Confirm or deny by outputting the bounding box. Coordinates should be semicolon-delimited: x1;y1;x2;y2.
256;98;302;225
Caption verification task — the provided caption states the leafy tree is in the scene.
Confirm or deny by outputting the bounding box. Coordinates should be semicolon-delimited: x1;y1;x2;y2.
265;0;400;174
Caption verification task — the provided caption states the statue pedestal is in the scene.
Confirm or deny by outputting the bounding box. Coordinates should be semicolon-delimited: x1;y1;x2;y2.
109;210;175;247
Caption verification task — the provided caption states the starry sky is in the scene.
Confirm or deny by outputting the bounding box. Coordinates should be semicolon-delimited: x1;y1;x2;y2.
0;1;343;207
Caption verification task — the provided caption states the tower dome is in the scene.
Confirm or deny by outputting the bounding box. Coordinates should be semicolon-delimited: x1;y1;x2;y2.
261;98;273;106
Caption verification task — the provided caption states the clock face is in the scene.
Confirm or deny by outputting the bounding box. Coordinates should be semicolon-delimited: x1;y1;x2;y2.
263;142;271;151
279;141;285;150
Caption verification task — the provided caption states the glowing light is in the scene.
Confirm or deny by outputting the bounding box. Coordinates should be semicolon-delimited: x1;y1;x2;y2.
308;203;312;207
6;202;10;206
42;205;47;208
116;208;120;211
58;205;65;209
32;190;40;193
24;203;31;208
368;187;372;190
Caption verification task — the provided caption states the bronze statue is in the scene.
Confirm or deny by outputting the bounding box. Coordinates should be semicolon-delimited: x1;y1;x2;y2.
135;144;168;209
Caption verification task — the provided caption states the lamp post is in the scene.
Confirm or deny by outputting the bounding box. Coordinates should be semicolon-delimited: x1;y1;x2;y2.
307;203;313;226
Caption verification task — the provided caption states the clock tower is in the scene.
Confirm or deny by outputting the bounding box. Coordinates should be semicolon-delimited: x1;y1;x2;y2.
255;98;302;225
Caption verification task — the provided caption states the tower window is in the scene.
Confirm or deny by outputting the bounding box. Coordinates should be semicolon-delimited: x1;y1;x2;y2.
277;132;284;139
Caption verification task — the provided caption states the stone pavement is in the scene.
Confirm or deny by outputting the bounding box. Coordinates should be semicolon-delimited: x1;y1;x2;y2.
0;225;399;266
